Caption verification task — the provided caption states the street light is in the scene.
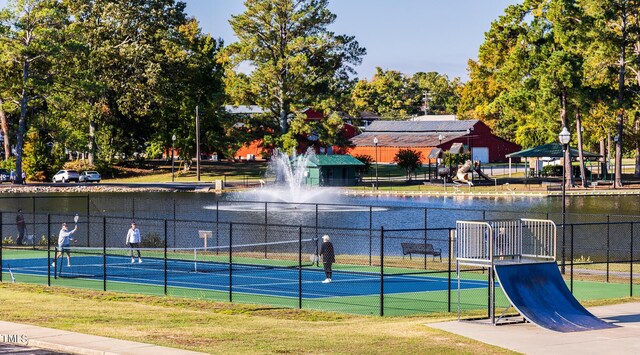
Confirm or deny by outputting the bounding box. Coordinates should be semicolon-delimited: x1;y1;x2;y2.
373;136;379;190
558;126;571;273
467;127;474;182
171;134;176;183
437;134;445;181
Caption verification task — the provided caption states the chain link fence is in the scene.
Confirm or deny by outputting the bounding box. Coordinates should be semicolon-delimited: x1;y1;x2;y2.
0;196;638;316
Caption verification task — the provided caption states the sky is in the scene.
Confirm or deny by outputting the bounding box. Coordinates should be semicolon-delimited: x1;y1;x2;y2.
185;0;521;81
0;0;520;80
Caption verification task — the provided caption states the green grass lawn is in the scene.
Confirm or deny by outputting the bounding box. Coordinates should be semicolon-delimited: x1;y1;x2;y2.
0;282;517;354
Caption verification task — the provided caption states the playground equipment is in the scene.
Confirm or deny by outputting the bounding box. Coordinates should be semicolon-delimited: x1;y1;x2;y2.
473;160;493;181
456;219;615;332
454;160;473;186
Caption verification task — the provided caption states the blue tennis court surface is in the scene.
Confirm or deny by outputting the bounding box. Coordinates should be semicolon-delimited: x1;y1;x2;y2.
4;255;487;298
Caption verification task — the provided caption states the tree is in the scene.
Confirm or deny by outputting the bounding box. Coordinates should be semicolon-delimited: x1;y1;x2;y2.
393;148;422;181
352;68;418;118
580;0;639;186
65;0;225;164
0;0;70;184
351;68;461;119
411;71;462;115
219;0;365;136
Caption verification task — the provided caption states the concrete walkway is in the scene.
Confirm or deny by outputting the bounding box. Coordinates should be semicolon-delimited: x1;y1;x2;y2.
0;321;205;355
429;302;640;354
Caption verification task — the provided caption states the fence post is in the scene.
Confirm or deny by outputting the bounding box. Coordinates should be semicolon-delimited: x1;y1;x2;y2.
606;215;610;282
1;212;3;283
448;228;452;313
630;222;634;298
421;209;427;270
380;226;384;317
369;206;372;266
32;197;36;250
298;226;302;309
87;195;90;247
315;204;319;266
103;216;107;291
173;198;176;248
47;214;50;286
264;203;268;258
215;200;220;255
164;219;167;296
229;222;233;303
570;224;574;292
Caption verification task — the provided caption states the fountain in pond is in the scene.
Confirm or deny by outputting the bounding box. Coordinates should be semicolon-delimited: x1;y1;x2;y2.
205;149;386;212
256;148;333;204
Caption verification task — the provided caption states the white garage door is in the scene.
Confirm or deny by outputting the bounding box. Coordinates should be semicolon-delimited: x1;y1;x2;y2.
472;147;489;163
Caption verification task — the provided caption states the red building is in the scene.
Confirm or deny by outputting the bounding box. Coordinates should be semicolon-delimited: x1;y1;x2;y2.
233;107;361;159
348;119;520;163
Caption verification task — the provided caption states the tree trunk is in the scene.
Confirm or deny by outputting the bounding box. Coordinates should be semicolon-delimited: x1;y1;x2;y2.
633;0;640;178
614;1;628;188
599;139;607;180
15;60;31;185
88;120;96;164
576;113;587;187
635;113;640;178
0;100;10;160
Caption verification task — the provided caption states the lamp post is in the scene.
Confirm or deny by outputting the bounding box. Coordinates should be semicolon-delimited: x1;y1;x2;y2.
437;134;444;181
171;134;176;183
466;128;474;182
373;136;379;190
558;126;571;274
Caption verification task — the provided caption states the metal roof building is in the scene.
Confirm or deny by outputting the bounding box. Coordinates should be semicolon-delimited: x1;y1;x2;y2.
348;119;520;163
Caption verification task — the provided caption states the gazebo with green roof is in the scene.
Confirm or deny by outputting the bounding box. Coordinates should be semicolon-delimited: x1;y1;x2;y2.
505;142;601;177
305;155;365;186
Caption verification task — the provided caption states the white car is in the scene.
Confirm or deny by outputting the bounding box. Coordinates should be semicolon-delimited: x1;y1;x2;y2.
52;170;79;183
79;171;101;183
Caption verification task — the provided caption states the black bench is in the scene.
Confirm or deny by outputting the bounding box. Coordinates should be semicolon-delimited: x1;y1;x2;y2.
401;242;442;261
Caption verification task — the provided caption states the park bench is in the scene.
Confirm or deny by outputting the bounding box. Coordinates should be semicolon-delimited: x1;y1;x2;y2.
401;242;442;261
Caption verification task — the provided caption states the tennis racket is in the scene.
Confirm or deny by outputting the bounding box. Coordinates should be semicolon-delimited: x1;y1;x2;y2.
7;263;15;283
74;213;79;227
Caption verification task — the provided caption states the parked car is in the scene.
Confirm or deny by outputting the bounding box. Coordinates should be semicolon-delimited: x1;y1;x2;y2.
79;171;101;183
52;170;79;183
0;169;10;183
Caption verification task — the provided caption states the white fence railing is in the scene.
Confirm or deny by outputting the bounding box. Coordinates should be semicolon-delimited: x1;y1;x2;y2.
456;219;556;266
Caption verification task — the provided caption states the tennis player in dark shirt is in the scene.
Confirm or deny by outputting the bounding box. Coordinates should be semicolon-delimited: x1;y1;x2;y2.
320;234;335;283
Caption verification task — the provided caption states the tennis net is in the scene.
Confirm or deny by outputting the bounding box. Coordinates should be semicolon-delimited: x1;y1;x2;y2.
53;238;318;279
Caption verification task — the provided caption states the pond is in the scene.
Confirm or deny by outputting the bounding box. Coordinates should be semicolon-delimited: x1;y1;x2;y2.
0;191;636;259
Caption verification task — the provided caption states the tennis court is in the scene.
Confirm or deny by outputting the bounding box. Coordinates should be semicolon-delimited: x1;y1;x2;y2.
3;247;486;299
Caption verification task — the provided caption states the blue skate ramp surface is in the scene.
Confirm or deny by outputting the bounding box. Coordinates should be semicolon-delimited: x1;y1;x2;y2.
494;262;616;332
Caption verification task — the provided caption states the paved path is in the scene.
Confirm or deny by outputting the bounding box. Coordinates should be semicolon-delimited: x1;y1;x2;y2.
0;321;205;355
429;302;640;354
0;342;70;354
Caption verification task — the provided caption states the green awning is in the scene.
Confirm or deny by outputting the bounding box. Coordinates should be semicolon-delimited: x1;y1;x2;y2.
506;142;601;159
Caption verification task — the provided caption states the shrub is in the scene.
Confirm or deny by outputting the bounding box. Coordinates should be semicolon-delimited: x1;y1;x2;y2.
38;235;56;246
542;165;562;177
353;154;373;173
30;171;48;182
393;149;423;180
141;233;164;248
63;160;97;172
0;157;15;171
